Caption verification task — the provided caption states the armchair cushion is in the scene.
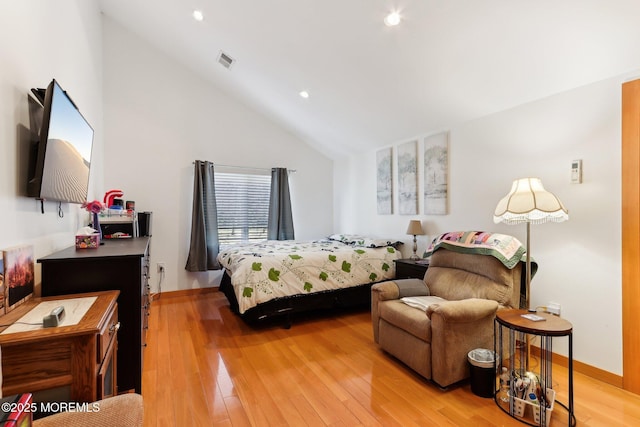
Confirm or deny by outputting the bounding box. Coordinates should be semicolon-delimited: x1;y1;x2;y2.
379;300;432;341
32;394;143;427
425;251;521;306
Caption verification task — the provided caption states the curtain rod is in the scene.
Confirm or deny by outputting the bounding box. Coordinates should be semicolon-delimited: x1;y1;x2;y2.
192;161;296;173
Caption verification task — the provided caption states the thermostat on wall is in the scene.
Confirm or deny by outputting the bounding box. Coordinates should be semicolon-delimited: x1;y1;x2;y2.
571;159;582;184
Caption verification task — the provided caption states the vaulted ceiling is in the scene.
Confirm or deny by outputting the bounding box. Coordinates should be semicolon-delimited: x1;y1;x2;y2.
99;0;640;158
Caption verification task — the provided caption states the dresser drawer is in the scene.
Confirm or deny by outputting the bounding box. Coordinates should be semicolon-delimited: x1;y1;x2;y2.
98;304;119;364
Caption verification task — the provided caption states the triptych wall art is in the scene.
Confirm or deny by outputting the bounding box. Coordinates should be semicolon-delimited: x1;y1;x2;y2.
376;132;449;216
376;147;393;214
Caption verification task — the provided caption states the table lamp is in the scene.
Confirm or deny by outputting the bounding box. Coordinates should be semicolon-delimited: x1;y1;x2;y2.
406;220;425;260
493;178;568;309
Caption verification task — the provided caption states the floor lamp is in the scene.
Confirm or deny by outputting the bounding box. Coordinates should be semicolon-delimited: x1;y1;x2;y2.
493;178;568;310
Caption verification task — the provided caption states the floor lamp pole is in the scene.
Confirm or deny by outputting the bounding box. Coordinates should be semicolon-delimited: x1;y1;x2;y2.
525;221;531;310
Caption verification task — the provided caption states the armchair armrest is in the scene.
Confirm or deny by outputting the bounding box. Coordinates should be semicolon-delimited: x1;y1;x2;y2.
371;281;400;344
371;281;401;302
426;298;498;322
428;298;499;387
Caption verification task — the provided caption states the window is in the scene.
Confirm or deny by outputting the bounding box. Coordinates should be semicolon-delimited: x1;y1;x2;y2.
215;172;271;248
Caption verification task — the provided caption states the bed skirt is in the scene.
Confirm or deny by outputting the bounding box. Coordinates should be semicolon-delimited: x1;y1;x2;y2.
219;269;373;325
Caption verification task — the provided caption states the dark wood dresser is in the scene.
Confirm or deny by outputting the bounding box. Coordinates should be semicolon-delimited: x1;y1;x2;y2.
38;237;150;394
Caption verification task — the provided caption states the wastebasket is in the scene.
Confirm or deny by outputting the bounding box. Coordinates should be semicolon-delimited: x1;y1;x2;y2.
467;348;498;398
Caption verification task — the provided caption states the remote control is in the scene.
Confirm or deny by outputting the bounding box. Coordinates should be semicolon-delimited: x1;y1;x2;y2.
521;313;546;322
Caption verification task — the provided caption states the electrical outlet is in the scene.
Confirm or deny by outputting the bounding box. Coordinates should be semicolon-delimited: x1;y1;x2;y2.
547;302;561;316
157;262;165;273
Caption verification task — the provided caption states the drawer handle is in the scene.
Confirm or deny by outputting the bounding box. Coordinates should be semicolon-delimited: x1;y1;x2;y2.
109;322;121;334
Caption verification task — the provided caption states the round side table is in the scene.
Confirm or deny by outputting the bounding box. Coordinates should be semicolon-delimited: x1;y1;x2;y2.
494;309;576;427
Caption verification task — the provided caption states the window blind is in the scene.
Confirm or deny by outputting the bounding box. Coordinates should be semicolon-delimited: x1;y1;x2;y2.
215;172;271;247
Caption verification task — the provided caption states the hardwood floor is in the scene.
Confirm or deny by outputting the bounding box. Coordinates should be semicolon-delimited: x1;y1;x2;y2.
142;290;640;426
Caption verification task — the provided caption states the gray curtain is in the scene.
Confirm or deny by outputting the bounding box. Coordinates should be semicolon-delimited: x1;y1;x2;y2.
185;161;221;271
267;167;295;240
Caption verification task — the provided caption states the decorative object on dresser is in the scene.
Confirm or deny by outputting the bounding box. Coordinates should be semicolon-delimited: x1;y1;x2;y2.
2;245;35;313
406;220;425;260
0;291;119;415
37;237;151;394
82;199;105;242
493;177;568;309
394;258;429;280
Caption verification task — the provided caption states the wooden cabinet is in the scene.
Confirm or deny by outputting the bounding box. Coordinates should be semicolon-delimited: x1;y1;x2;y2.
0;291;119;407
38;237;150;394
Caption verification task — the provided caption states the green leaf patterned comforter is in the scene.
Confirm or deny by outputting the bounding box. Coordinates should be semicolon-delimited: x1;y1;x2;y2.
217;239;401;314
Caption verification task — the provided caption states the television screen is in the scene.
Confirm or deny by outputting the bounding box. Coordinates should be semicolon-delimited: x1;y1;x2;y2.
27;79;94;204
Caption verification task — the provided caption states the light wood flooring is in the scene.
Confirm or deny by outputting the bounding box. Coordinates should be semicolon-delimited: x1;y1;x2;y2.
141;290;640;426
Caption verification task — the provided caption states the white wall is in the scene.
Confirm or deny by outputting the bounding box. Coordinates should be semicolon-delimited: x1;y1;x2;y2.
0;1;103;289
335;74;634;375
102;18;334;292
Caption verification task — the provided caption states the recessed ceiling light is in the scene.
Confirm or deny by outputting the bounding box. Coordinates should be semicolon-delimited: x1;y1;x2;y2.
193;10;204;21
384;11;401;27
299;91;310;99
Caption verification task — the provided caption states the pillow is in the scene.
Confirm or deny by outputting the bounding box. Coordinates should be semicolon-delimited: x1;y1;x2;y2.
400;296;446;312
395;278;429;297
327;234;366;244
360;237;403;249
327;234;403;248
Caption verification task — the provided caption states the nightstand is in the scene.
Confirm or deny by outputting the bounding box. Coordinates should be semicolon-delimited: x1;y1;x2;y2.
394;258;430;280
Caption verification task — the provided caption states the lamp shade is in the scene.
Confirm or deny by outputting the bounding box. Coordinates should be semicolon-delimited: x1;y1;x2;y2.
493;178;568;225
406;220;425;235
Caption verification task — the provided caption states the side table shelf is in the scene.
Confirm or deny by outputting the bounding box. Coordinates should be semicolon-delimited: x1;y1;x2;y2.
494;309;576;427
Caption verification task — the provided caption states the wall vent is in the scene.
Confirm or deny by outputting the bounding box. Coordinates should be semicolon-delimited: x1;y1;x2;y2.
217;51;235;69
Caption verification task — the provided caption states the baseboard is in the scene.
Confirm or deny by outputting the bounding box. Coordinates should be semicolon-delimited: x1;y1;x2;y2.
530;345;623;388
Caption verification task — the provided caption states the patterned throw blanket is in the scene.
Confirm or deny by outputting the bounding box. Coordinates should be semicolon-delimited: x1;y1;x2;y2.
424;231;534;271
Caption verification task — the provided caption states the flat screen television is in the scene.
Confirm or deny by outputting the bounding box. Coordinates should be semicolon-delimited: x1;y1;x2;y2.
27;79;94;204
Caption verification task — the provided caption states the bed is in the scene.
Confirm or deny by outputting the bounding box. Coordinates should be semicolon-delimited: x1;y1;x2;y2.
217;235;402;325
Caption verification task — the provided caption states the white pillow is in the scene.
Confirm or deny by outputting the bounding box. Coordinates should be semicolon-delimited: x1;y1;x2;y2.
400;296;446;312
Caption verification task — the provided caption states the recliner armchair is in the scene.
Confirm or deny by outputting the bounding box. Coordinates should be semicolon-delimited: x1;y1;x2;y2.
32;394;143;427
372;242;524;388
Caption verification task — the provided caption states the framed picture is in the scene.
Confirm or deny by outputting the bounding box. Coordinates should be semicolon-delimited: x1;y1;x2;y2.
3;245;35;313
376;147;393;214
424;132;449;215
397;140;418;215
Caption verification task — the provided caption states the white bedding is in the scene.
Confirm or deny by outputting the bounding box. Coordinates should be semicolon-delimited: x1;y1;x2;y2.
217;239;401;314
